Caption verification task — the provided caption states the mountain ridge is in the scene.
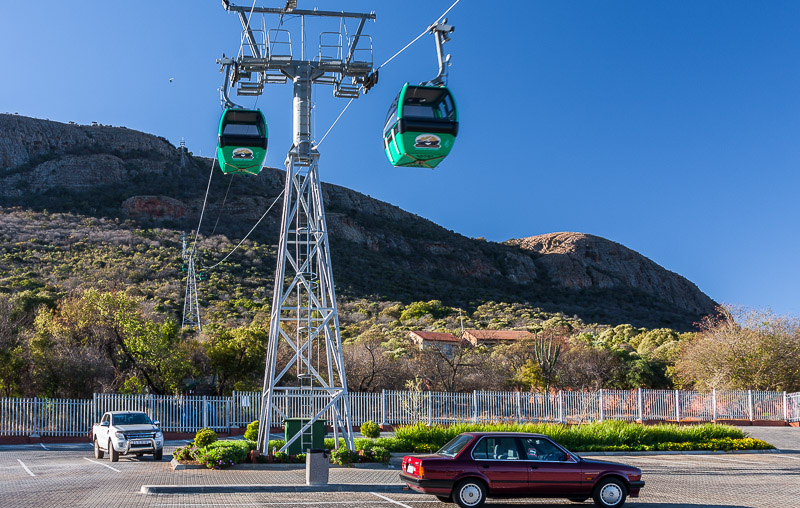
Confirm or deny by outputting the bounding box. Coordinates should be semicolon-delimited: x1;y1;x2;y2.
0;113;717;329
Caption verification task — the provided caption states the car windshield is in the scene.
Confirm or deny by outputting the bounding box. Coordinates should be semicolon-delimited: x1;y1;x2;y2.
437;434;473;458
112;413;152;425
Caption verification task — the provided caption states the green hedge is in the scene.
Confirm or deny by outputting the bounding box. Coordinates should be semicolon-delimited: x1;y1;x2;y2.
383;421;773;453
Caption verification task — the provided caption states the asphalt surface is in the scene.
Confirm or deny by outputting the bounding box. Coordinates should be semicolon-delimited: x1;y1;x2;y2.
0;427;798;507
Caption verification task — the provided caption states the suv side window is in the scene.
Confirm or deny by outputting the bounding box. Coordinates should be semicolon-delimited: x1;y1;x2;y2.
101;414;110;425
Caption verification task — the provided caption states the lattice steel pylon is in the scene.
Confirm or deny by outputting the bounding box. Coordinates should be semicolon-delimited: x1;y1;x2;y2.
181;234;202;332
217;1;377;454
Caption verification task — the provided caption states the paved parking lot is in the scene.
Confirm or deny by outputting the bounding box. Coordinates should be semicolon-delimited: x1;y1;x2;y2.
1;438;799;507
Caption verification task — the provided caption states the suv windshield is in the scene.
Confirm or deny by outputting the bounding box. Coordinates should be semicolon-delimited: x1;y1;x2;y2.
437;434;473;458
112;413;153;425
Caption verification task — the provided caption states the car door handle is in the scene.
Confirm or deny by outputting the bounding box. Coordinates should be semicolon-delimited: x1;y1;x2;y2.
529;465;539;470
481;464;490;469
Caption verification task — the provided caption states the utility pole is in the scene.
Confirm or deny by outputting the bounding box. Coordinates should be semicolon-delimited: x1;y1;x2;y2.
181;233;201;332
218;1;376;454
179;137;186;169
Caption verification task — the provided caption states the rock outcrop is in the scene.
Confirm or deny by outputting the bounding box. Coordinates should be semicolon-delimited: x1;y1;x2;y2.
507;233;716;316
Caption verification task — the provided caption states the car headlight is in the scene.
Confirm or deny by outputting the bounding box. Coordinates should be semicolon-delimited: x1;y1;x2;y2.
115;431;126;439
155;431;163;439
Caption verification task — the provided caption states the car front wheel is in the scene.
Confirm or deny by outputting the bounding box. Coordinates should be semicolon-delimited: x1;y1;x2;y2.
453;479;486;508
154;449;163;461
93;439;104;459
109;441;120;462
593;478;627;508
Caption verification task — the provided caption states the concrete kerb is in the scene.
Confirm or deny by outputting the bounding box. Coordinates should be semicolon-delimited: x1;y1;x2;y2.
141;484;408;495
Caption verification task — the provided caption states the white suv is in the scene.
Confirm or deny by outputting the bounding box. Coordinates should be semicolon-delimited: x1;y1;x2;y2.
92;411;164;462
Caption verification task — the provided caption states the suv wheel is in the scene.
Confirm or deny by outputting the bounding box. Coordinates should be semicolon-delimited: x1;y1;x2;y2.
153;449;163;461
109;440;120;462
93;439;104;459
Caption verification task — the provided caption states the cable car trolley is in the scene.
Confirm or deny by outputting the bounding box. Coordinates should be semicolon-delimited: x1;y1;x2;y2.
217;107;269;175
383;19;458;169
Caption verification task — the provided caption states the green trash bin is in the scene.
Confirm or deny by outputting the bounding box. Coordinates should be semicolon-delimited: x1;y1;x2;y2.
284;418;327;455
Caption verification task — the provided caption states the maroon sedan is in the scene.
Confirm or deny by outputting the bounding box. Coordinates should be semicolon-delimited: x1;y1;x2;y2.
399;432;644;508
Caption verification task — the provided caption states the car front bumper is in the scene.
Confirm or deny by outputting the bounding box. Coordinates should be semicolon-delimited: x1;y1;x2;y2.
114;438;163;455
629;480;645;497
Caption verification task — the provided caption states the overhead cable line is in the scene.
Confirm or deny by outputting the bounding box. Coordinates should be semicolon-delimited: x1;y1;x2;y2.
190;154;219;256
201;189;285;270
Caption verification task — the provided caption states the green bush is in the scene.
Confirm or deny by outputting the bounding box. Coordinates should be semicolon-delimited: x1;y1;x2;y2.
360;420;380;439
329;447;359;466
357;445;390;463
244;420;259;441
172;445;194;461
194;428;218;448
195;441;249;469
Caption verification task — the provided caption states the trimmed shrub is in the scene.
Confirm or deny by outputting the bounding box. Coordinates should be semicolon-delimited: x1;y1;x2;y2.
244;420;259;441
194;428;218;448
360;420;380;439
195;441;249;469
329;447;359;466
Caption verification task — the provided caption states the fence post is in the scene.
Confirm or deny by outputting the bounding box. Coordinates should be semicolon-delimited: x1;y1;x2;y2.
203;396;208;429
637;388;644;423
472;391;478;424
598;389;604;422
712;388;717;421
558;391;564;424
675;390;681;423
784;391;788;423
381;390;387;426
427;392;433;426
748;390;754;422
516;391;522;425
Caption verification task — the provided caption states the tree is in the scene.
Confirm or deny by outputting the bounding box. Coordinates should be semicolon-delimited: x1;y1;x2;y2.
206;324;268;394
675;306;800;392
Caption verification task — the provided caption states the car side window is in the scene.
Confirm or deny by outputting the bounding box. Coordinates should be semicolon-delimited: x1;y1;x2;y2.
473;437;522;460
521;437;568;462
102;414;109;424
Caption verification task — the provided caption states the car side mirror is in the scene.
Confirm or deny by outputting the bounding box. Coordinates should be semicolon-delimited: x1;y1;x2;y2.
153;420;161;427
101;421;109;427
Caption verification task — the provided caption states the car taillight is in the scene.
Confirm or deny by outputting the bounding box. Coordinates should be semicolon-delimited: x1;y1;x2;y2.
418;465;425;478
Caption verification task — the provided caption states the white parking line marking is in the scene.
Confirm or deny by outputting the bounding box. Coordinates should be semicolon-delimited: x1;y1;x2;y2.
83;457;121;472
371;492;414;508
17;459;35;477
705;456;769;465
779;455;800;461
150;503;391;507
39;443;49;451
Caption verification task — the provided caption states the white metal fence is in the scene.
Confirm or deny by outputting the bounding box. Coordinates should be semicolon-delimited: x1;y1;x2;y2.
2;389;798;437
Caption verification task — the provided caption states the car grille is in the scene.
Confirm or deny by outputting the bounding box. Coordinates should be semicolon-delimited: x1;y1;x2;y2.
126;432;155;439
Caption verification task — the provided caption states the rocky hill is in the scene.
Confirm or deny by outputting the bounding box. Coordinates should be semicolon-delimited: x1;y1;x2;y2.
0;114;717;329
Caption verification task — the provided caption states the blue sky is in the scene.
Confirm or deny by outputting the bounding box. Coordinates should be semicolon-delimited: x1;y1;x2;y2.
1;1;799;315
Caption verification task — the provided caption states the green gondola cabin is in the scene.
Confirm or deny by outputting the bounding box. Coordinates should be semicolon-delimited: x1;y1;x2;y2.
383;83;458;169
216;108;268;175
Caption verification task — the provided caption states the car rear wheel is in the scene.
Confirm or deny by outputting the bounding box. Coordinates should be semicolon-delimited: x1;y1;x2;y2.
109;441;119;462
154;449;163;461
453;479;486;508
436;495;453;503
593;478;627;508
93;439;104;459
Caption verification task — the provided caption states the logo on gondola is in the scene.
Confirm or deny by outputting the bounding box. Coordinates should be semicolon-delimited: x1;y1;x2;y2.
414;134;441;149
232;147;254;160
